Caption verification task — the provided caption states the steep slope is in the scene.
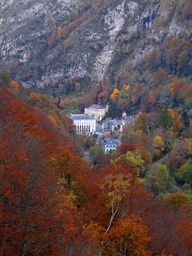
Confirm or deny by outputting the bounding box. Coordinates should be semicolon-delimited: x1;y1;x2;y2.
0;84;94;255
1;84;192;256
0;0;192;90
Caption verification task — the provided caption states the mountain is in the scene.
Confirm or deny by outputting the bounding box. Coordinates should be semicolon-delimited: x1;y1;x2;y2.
1;2;192;253
1;0;192;91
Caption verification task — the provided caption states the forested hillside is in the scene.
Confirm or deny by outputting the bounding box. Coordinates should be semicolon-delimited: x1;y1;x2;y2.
0;74;192;256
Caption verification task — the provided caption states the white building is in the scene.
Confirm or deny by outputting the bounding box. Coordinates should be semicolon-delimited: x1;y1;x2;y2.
102;139;120;153
70;114;96;135
84;104;108;121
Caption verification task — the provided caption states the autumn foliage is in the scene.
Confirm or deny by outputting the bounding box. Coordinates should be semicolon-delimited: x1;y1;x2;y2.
0;88;90;255
0;84;192;256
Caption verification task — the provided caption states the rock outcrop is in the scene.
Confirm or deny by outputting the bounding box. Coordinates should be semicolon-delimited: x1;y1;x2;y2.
0;0;191;89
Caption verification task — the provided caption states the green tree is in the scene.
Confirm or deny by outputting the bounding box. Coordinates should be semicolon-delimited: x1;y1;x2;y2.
126;151;145;175
0;69;11;87
145;164;172;195
175;160;192;189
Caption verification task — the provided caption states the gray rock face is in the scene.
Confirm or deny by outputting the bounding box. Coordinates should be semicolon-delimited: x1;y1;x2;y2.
0;0;83;87
0;0;191;89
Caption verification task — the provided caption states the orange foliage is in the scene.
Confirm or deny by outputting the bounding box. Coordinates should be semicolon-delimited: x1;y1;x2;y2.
48;114;58;128
172;116;182;133
9;80;20;89
81;156;153;256
9;80;21;96
164;192;192;210
110;88;120;100
168;79;192;99
102;217;151;256
167;108;182;132
0;88;91;255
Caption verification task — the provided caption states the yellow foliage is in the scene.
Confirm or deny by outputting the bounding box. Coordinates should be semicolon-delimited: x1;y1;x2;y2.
29;92;47;102
123;84;130;92
102;173;131;210
167;108;176;120
152;135;164;150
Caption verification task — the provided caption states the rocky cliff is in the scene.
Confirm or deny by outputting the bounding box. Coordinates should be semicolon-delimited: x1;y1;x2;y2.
0;0;191;90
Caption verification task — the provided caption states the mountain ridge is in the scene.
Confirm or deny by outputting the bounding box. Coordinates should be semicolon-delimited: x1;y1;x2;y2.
0;0;192;91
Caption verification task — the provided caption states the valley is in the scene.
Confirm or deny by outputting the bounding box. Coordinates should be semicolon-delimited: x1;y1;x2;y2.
0;0;192;255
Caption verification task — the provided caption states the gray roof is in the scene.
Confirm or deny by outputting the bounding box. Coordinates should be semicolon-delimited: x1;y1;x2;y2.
70;114;95;121
104;139;120;146
123;114;137;122
89;104;106;110
110;119;123;126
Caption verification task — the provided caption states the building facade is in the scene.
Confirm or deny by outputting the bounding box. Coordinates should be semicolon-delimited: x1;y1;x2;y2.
70;114;96;135
102;118;124;133
84;104;108;121
102;139;120;153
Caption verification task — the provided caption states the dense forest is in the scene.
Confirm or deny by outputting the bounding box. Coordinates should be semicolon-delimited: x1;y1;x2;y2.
1;0;192;255
0;71;192;256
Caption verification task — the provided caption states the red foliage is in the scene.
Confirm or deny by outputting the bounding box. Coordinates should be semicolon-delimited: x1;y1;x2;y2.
118;143;136;155
1;86;192;255
0;88;91;255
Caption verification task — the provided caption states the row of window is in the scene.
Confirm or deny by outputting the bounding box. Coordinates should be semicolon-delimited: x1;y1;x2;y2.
105;145;116;148
75;125;95;128
76;125;95;134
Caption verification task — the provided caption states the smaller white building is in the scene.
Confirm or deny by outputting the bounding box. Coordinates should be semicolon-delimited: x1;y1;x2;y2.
102;139;120;153
84;104;108;121
70;114;96;135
